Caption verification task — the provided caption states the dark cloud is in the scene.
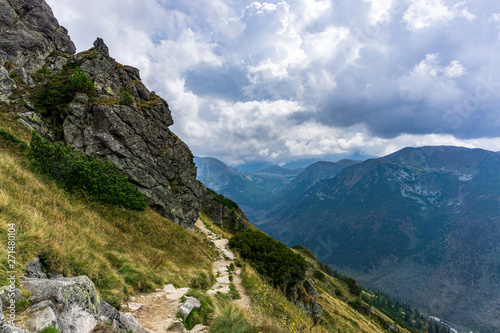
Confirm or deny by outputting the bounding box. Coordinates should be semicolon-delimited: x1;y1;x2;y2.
47;0;500;164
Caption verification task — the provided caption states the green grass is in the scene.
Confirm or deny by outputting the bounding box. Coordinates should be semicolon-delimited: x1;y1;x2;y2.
0;135;214;308
210;302;255;333
40;327;60;333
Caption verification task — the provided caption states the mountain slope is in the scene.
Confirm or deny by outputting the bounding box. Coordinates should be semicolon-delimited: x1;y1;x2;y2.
195;156;291;220
195;156;361;223
262;146;500;332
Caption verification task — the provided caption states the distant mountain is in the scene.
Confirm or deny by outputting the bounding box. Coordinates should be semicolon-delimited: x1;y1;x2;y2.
194;156;291;220
261;146;500;332
254;165;304;178
289;160;361;194
195;156;360;223
233;160;274;173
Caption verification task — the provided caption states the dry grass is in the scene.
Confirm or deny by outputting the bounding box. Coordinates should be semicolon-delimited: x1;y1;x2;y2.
239;264;328;333
0;143;214;307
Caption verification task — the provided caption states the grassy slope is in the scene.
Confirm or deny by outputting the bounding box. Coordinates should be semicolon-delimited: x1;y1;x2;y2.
0;121;215;307
0;108;412;331
292;247;411;333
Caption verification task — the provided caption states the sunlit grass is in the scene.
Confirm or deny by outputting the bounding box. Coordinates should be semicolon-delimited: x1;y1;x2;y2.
0;139;214;307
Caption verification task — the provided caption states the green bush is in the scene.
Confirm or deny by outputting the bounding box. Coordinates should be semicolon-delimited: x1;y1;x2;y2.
0;129;29;150
34;65;95;118
312;269;325;281
189;272;212;290
229;230;306;288
341;276;361;296
119;90;134;106
29;132;147;211
207;188;239;210
40;327;60;333
68;67;95;93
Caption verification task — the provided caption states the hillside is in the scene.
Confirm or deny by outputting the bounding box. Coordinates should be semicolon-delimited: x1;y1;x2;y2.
0;0;485;332
195;156;292;221
262;146;500;332
0;129;428;332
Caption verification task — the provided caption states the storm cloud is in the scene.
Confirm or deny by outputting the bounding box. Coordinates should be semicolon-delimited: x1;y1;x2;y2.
47;0;500;165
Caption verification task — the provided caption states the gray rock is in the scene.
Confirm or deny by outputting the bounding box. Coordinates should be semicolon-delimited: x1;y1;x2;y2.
3;324;29;333
22;276;100;333
98;297;120;322
58;304;98;333
178;296;201;319
0;66;16;101
0;286;24;310
24;257;48;279
388;324;399;332
93;37;109;57
119;312;154;333
189;324;209;333
303;279;318;301
21;276;100;316
25;300;56;316
168;320;187;332
25;306;60;332
0;0;75;71
0;296;4;330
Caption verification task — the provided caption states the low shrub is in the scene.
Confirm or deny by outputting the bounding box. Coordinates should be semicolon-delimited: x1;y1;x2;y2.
229;230;306;288
119;90;134;106
190;272;212;290
29;132;147;211
312;269;325;281
0;129;29;150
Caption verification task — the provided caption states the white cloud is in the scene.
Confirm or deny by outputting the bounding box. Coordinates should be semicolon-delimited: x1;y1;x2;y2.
403;0;475;30
398;53;466;106
45;0;500;164
364;0;394;24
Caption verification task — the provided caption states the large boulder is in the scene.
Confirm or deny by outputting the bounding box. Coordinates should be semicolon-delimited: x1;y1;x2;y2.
21;276;100;333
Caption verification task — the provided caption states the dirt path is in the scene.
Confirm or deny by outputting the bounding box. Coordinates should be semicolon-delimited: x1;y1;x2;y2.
195;219;251;310
121;285;204;332
119;219;251;333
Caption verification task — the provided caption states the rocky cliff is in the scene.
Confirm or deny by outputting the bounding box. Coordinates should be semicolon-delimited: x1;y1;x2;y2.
0;0;205;228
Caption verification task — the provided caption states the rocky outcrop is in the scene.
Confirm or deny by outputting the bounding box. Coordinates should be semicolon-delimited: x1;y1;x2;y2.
0;0;75;101
21;276;100;332
17;275;159;333
201;189;249;233
0;0;205;228
61;43;205;227
0;0;75;69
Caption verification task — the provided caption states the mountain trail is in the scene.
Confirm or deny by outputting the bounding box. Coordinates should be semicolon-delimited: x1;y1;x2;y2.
195;219;251;311
118;219;250;332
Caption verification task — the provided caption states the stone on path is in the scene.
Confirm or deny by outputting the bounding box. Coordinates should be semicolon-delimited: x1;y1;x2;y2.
178;296;201;319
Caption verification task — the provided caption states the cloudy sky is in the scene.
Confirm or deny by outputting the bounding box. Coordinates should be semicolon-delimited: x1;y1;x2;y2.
46;0;500;166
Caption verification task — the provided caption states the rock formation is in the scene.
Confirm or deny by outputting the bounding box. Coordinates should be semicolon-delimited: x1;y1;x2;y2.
0;0;205;228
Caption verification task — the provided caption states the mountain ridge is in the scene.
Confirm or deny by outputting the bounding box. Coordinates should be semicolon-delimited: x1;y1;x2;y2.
262;145;500;332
